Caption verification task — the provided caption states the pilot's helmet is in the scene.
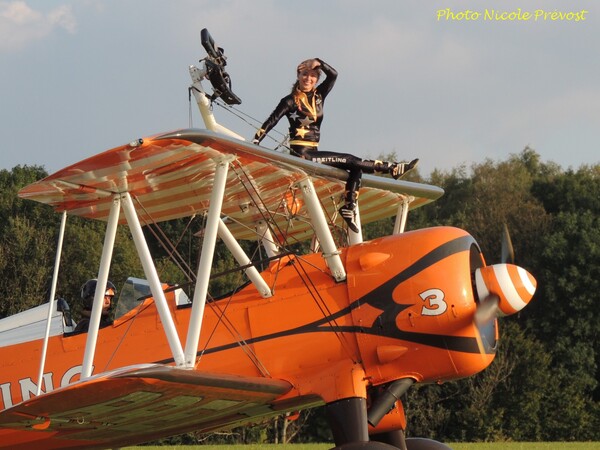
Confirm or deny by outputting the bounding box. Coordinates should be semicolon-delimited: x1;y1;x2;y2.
80;279;117;311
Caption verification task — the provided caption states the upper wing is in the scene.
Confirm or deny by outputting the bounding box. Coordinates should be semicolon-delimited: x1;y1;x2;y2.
0;364;293;449
18;129;443;243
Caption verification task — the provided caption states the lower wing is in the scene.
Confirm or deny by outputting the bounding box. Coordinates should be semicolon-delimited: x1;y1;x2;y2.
0;364;292;449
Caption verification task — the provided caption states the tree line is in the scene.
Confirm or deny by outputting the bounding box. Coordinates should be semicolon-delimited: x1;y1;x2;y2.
0;147;598;443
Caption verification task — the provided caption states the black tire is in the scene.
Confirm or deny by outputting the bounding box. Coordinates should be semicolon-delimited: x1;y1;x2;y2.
405;437;453;450
331;442;399;450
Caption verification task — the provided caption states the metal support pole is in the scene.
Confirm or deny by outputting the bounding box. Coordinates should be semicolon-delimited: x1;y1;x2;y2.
121;192;186;367
184;159;231;367
256;220;279;258
393;197;412;234
297;177;346;282
218;219;272;298
347;203;363;245
82;197;120;379
37;210;67;394
189;65;244;140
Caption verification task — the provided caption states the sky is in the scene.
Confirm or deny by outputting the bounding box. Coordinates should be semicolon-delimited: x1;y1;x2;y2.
1;0;598;178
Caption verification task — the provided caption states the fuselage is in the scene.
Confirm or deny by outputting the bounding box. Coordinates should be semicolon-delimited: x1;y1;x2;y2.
0;226;495;412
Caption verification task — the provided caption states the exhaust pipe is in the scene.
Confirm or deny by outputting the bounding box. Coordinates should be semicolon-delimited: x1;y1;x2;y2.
367;378;414;427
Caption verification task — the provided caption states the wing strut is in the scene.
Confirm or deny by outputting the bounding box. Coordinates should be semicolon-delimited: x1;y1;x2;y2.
393;196;413;234
121;192;186;367
82;195;121;378
348;203;363;245
297;177;346;282
256;220;279;258
218;219;272;298
184;158;232;367
37;210;67;394
189;65;244;140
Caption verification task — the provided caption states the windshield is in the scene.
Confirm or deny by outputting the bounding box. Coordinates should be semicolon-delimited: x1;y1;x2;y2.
113;277;152;320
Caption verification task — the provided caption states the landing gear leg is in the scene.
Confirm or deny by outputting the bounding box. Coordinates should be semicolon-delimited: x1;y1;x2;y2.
326;397;369;445
326;397;399;449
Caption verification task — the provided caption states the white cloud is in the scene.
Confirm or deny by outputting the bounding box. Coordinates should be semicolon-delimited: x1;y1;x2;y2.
48;5;76;34
0;1;76;52
0;0;41;24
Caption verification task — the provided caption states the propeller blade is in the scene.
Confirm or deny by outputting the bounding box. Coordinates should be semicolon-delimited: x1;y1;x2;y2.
474;294;499;326
473;294;499;356
501;223;515;264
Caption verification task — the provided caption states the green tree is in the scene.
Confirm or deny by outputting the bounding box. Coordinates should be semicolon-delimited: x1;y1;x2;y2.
0;166;145;318
527;212;600;439
0;215;55;316
0;166;56;317
57;217;145;317
442;321;553;442
523;165;600;440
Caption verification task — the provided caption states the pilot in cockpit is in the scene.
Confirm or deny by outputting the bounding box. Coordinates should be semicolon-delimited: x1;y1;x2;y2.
73;279;116;333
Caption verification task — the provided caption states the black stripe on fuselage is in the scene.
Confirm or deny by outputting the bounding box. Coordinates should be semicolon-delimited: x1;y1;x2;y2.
155;234;492;365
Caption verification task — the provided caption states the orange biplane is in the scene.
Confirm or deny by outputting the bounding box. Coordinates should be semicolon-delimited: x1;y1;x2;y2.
0;29;536;450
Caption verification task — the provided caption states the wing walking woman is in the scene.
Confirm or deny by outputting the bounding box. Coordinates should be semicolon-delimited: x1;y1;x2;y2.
254;58;418;233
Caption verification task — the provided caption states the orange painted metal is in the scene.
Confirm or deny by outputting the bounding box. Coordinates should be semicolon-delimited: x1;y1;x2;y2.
0;225;499;448
0;130;530;448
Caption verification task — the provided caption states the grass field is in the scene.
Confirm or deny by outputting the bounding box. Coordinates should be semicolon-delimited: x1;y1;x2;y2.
125;443;600;450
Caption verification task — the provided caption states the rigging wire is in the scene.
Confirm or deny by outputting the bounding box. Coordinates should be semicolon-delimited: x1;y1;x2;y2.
124;194;274;375
133;196;197;282
225;161;359;363
189;161;290;372
186;159;359;370
193;257;275;376
215;100;291;151
188;90;290;151
226;160;303;291
199;291;272;378
102;298;150;372
126;91;359;370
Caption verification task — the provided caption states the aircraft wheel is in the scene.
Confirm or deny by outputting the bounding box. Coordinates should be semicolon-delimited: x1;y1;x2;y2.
405;437;453;450
331;442;399;450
